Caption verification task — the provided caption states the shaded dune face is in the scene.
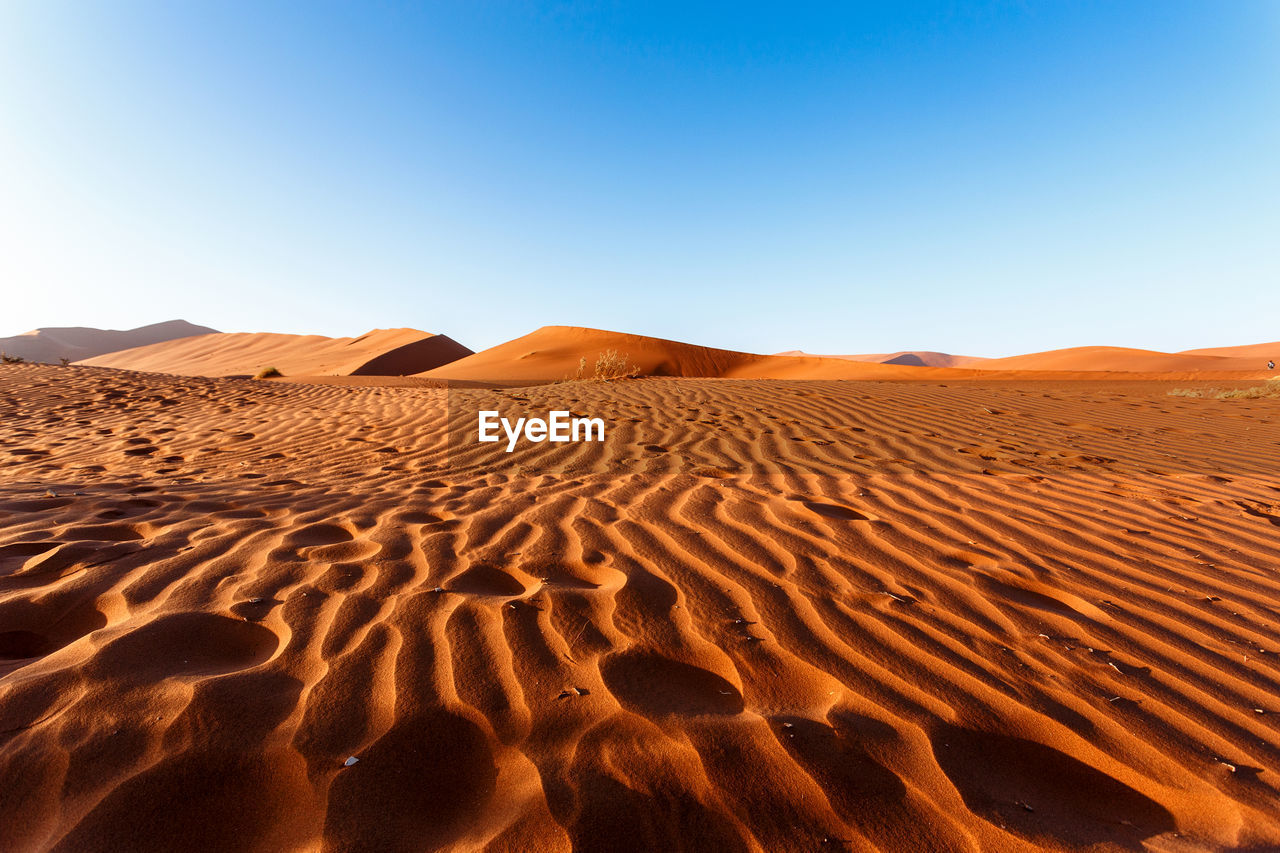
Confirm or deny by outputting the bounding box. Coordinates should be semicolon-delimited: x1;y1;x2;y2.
930;724;1175;847
1;364;1280;850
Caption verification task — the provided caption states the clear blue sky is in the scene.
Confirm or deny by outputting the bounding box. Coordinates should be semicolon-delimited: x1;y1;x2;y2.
2;1;1277;356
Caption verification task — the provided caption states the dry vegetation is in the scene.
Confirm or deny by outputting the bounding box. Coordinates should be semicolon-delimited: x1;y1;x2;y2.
1168;381;1280;399
566;349;641;382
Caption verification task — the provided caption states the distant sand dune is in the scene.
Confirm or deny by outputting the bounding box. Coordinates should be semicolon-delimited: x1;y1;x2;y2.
423;327;1272;385
0;320;217;364
49;321;1276;384
775;350;990;368
79;328;472;377
1178;340;1280;360
422;327;980;383
969;345;1271;373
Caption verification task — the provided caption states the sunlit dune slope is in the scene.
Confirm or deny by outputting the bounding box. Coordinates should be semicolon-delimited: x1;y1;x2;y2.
971;345;1269;372
420;326;964;383
1178;341;1280;361
78;329;472;377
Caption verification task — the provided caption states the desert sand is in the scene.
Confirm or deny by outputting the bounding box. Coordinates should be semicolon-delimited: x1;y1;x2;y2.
0;321;218;365
3;354;1280;851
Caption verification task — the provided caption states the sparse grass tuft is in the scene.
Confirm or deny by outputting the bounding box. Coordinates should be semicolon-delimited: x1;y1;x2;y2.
561;350;641;383
254;366;283;379
1168;383;1280;400
1218;384;1280;399
59;357;71;366
592;349;640;381
0;352;26;364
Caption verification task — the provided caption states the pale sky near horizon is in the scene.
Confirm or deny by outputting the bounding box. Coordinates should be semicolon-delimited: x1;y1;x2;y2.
1;1;1277;358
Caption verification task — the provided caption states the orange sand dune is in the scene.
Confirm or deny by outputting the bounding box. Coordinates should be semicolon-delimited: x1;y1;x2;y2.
428;328;1272;387
971;345;1268;373
1179;341;1280;361
79;328;472;378
0;320;217;364
776;350;989;368
422;326;970;383
420;325;769;382
2;362;1279;850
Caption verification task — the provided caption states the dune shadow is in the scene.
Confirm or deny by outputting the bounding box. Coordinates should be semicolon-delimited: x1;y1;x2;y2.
931;724;1175;848
601;650;743;717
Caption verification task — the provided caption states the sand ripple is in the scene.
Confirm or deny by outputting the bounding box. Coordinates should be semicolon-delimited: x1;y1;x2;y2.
2;364;1279;851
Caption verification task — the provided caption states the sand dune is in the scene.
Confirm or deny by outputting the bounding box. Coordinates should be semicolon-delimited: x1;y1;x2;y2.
2;361;1279;850
971;345;1270;373
430;329;1270;386
422;326;970;384
0;320;217;364
79;328;472;378
776;350;990;368
420;325;769;383
1179;341;1280;361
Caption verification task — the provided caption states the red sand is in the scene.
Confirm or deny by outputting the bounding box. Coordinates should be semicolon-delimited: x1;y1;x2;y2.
2;361;1279;850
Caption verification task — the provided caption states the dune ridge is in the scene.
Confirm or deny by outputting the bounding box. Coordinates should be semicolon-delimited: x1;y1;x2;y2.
423;327;1273;385
78;329;472;378
775;350;990;368
45;322;1276;385
1178;341;1280;360
2;362;1279;850
969;345;1274;373
0;320;218;365
422;327;997;383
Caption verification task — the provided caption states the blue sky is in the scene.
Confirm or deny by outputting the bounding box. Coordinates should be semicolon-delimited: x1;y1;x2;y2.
1;1;1277;356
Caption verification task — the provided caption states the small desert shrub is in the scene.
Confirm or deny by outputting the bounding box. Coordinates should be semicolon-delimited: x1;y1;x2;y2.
1218;384;1280;399
254;366;283;379
0;352;26;364
592;349;640;381
562;350;640;382
1168;384;1280;400
59;357;71;366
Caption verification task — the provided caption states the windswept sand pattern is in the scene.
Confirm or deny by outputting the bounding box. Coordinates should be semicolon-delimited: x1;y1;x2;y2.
2;364;1280;851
